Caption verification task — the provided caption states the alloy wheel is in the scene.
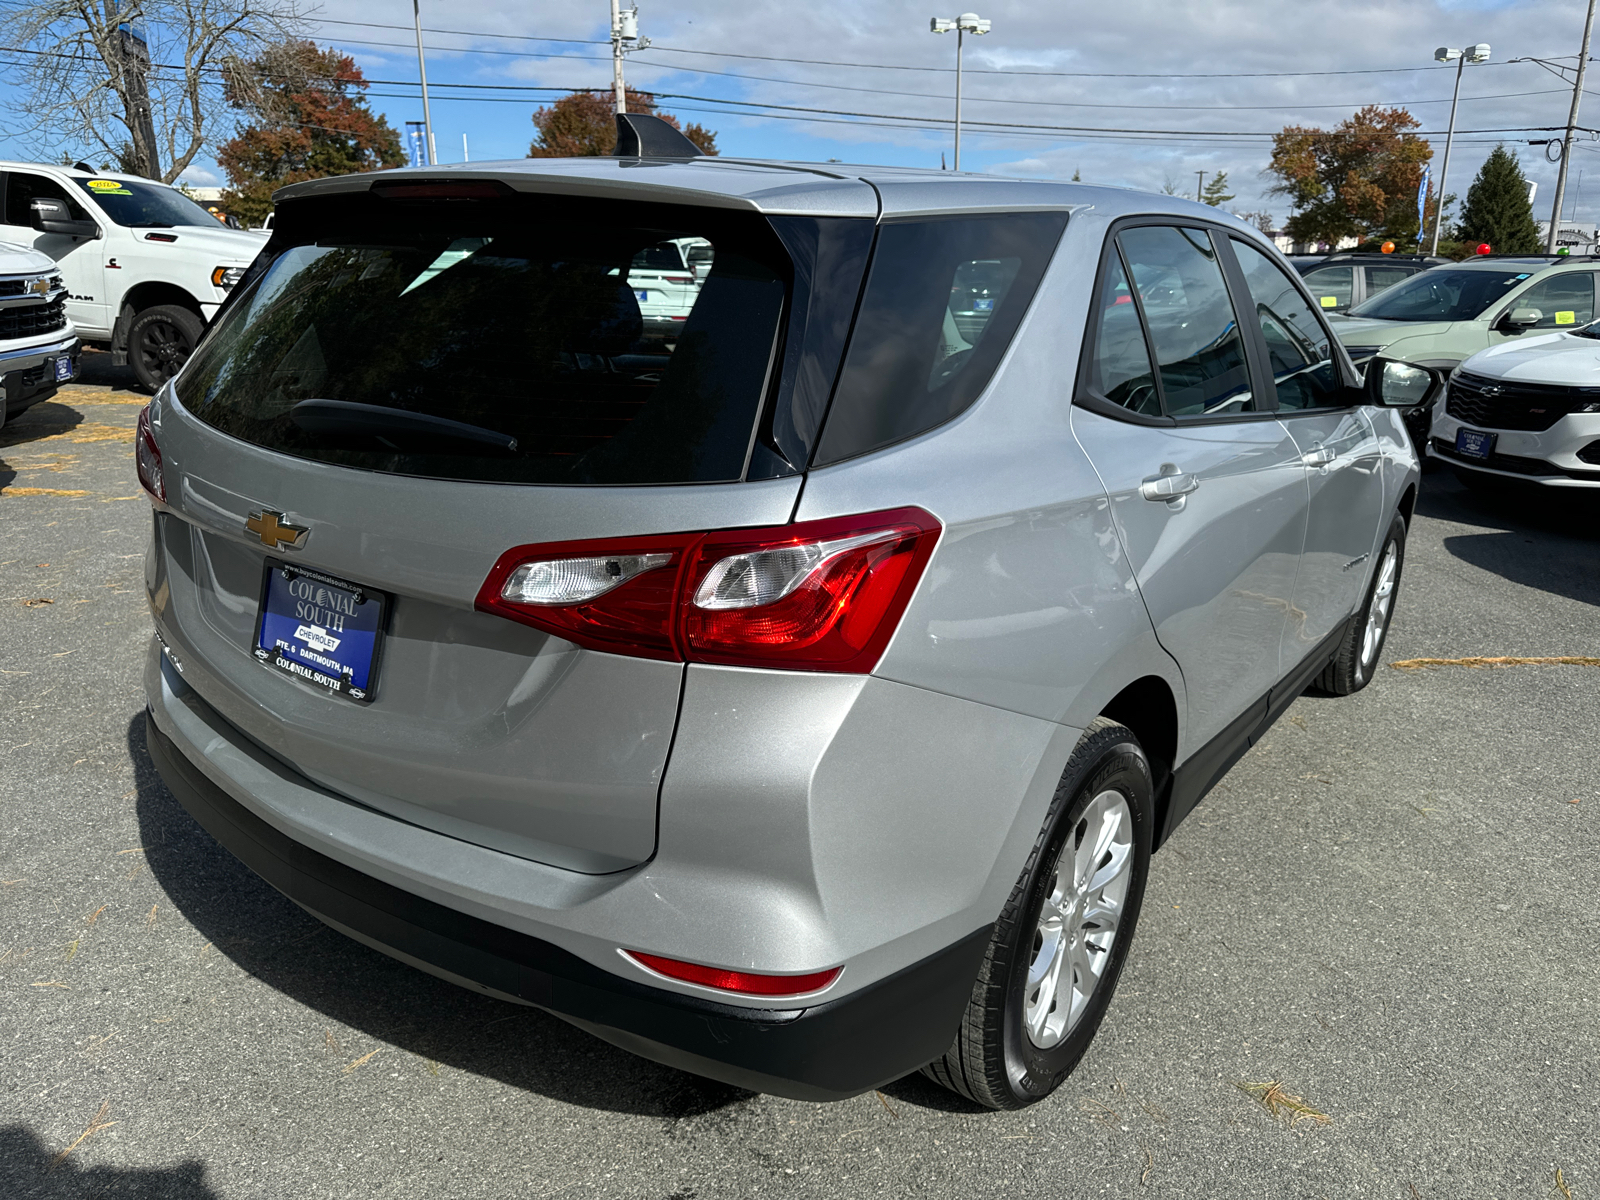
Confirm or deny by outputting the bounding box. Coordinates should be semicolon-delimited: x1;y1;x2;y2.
1023;788;1134;1049
136;319;195;387
1360;539;1399;670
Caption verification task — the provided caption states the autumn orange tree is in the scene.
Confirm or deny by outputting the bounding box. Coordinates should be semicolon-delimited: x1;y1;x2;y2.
218;41;404;225
1267;106;1433;248
529;89;718;157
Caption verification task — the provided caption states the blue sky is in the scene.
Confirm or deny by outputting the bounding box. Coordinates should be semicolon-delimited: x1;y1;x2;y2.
4;0;1597;229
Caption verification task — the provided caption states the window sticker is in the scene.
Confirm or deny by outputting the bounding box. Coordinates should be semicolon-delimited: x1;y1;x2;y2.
1556;310;1577;325
1320;295;1338;307
86;179;123;190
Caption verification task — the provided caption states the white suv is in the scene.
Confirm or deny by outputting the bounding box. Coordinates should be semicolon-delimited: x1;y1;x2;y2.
0;163;262;391
627;236;710;341
0;238;78;426
1430;325;1600;487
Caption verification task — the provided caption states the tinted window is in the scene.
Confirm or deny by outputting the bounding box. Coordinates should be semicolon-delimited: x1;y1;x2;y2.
1511;272;1595;329
178;199;790;486
1118;225;1252;417
1088;250;1159;415
814;212;1067;464
3;172;91;225
1365;265;1414;295
632;242;687;271
1349;267;1531;321
1233;240;1343;411
1303;265;1354;311
72;177;216;227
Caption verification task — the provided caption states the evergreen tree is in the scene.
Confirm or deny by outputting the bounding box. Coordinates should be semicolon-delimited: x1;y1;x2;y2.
529;90;717;157
218;42;403;226
1456;145;1542;253
1201;171;1235;206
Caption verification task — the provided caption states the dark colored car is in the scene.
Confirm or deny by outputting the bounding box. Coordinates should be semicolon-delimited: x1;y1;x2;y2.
1296;253;1450;315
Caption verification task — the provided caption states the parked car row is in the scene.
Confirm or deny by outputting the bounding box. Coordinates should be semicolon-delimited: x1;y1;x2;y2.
1324;252;1600;487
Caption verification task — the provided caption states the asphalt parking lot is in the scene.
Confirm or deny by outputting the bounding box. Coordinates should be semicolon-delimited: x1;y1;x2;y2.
3;362;1597;1200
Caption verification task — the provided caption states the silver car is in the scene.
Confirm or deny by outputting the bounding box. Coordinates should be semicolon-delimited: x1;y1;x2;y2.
139;124;1419;1110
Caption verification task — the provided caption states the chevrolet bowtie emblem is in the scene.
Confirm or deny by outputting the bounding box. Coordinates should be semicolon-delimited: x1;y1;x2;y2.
28;276;52;297
244;509;309;550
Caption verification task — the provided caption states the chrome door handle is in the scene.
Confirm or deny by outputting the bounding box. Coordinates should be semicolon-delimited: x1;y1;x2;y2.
1302;445;1337;467
1140;471;1200;502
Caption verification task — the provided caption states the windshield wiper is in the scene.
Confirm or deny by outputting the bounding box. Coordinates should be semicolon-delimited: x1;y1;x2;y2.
290;399;518;456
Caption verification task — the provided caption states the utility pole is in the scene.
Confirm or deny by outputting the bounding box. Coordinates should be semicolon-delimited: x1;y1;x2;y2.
1196;170;1205;201
1548;0;1597;253
610;3;650;114
413;0;436;165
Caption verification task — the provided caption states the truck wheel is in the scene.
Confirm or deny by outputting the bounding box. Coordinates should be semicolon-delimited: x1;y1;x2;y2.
921;718;1153;1109
1310;512;1407;697
129;304;204;393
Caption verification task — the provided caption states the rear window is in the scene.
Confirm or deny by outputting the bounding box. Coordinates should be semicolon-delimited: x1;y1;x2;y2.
176;195;792;486
814;212;1068;465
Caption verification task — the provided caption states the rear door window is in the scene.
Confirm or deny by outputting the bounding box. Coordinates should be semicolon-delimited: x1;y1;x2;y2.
1302;265;1355;312
1510;271;1596;329
177;197;791;486
1364;265;1414;297
1117;225;1254;417
813;211;1068;464
1087;250;1160;415
1232;240;1344;410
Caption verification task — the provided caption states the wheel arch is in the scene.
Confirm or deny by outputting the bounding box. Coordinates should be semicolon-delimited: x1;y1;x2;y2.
1396;481;1417;527
1097;675;1180;846
112;281;205;354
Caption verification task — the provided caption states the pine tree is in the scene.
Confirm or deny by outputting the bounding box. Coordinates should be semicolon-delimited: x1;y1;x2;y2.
1201;171;1235;206
218;42;404;227
1456;145;1542;253
529;90;717;157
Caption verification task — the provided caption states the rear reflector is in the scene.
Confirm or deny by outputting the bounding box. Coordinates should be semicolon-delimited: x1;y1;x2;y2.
624;951;843;997
135;404;165;503
475;507;941;673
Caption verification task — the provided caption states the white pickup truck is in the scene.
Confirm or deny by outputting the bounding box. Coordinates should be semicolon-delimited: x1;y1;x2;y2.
0;238;78;428
0;163;262;391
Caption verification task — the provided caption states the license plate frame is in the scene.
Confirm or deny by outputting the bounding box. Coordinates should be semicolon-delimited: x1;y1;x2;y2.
1455;427;1496;461
253;561;388;703
53;355;72;382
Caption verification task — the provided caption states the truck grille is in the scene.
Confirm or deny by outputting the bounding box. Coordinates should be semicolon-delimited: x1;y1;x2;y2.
0;296;67;340
0;274;62;299
1445;371;1599;432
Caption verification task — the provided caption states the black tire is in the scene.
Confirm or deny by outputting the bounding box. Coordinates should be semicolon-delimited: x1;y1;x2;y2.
128;303;204;393
1310;511;1407;696
921;717;1153;1110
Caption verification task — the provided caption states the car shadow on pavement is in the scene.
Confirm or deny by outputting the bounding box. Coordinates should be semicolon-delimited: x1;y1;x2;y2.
0;1125;218;1200
1418;470;1600;607
126;713;753;1120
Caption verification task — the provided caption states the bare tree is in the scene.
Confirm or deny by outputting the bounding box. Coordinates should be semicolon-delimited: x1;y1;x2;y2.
0;1;305;182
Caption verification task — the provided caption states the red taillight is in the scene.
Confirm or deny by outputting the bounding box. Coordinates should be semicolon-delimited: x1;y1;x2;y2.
135;405;165;503
474;507;941;673
475;533;700;661
624;951;842;997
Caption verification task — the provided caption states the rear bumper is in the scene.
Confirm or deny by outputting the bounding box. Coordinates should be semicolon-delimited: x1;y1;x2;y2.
144;708;989;1101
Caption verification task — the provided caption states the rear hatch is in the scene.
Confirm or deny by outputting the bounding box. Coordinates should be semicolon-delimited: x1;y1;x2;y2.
147;178;872;874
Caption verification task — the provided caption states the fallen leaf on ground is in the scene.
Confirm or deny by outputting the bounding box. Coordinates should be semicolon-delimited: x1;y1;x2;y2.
1391;656;1600;671
52;1101;115;1166
1236;1080;1331;1129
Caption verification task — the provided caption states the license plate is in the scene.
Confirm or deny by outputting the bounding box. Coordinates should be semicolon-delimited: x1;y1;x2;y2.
1455;427;1496;461
634;289;648;302
53;356;72;382
254;562;386;703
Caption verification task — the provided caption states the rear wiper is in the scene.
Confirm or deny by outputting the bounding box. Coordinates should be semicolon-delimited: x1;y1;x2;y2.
290;399;518;456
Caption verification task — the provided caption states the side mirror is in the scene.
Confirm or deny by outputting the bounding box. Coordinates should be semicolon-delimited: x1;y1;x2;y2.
1365;358;1436;407
30;197;100;238
1499;306;1542;331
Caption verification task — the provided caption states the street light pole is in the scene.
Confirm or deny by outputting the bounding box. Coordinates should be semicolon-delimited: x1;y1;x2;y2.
931;13;990;172
1429;42;1489;256
610;3;650;115
413;0;436;166
1548;0;1597;253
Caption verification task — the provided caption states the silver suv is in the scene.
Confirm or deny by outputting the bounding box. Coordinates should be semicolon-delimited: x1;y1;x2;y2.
139;126;1419;1110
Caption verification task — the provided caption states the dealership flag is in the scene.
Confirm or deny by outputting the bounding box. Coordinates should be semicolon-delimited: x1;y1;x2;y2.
1418;164;1432;229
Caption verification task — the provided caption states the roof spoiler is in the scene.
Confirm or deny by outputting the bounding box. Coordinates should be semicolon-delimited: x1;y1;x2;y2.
614;112;702;159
